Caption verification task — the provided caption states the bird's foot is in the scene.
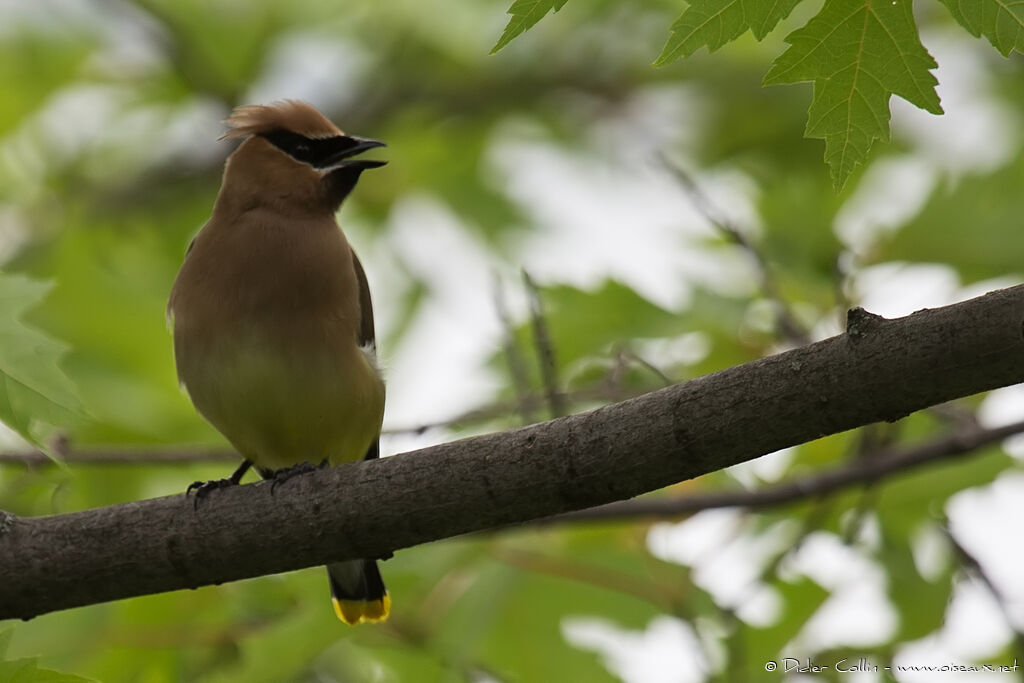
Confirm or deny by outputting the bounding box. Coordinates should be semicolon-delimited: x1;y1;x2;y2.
186;460;252;509
186;477;238;509
269;459;329;494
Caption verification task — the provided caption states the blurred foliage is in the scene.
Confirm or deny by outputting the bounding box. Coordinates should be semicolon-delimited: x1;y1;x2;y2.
499;0;1024;188
0;273;81;446
0;629;94;683
1;0;1024;681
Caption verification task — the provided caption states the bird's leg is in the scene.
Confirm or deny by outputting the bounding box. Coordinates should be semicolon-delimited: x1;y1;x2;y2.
268;458;330;494
186;460;253;508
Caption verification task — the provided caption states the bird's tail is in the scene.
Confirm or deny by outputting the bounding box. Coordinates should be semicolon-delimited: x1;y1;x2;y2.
327;559;390;625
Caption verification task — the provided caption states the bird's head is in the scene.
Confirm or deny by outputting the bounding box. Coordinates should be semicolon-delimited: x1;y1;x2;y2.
218;100;386;213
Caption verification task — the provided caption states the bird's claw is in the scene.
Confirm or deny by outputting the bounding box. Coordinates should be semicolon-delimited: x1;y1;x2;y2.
269;459;329;494
186;477;238;509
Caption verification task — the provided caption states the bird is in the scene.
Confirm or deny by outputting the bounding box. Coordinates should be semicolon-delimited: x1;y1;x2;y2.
167;100;389;625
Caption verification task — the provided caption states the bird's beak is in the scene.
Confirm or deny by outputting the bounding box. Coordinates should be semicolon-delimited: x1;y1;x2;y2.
320;136;387;170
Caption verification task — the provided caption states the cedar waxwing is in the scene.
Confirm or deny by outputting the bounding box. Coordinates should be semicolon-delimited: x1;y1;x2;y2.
167;100;389;625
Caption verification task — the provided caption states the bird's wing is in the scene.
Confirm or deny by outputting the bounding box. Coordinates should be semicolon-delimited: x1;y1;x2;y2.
351;251;376;351
352;251;381;462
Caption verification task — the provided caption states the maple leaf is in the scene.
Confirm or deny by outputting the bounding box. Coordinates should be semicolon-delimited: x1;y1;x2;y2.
0;273;81;446
655;0;802;64
492;0;569;53
938;0;1024;57
764;0;943;189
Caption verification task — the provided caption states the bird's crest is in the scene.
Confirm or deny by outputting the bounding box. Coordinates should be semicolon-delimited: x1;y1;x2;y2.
221;100;343;140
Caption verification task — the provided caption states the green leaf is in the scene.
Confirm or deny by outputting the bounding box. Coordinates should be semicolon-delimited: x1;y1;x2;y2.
764;0;943;189
0;661;96;682
0;273;81;445
491;0;569;53
0;629;95;683
654;0;802;65
469;561;646;680
0;33;95;135
0;661;96;683
521;280;686;376
741;577;830;675
938;0;1024;57
878;154;1024;281
879;534;954;641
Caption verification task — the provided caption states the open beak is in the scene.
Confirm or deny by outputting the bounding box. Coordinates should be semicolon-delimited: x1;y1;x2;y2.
321;136;387;170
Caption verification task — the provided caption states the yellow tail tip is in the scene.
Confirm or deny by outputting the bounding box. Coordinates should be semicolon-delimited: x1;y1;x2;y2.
332;594;391;625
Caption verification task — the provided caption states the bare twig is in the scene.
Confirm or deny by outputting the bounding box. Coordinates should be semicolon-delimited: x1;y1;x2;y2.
493;274;535;425
493;546;672;608
832;252;853;318
927;401;982;430
0;387;661;468
616;347;675;388
382;384;646;435
660;158;810;346
837;422;899;542
945;526;1024;658
0;447;238;467
522;269;567;418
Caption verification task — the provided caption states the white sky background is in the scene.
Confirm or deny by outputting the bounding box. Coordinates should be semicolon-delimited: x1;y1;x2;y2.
3;3;1024;681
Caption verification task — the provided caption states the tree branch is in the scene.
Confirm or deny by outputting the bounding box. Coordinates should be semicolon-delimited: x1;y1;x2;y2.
548;418;1024;523
3;286;1024;620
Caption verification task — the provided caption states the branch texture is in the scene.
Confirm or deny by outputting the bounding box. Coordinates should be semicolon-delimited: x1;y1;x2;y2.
551;418;1024;523
3;286;1024;619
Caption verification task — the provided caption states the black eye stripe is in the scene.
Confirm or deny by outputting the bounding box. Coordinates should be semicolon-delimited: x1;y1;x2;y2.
261;130;359;168
262;131;311;161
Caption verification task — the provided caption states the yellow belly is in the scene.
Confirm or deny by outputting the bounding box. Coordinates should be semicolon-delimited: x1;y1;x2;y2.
180;337;384;470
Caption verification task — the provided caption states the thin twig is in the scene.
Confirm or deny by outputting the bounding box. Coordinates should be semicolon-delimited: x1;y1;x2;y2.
386;386;639;434
617;347;675;387
493;273;535;425
522;269;566;418
832;252;852;318
660;157;810;346
839;422;898;543
0;386;659;468
0;447;238;467
493;546;674;608
927;401;982;430
944;525;1024;660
